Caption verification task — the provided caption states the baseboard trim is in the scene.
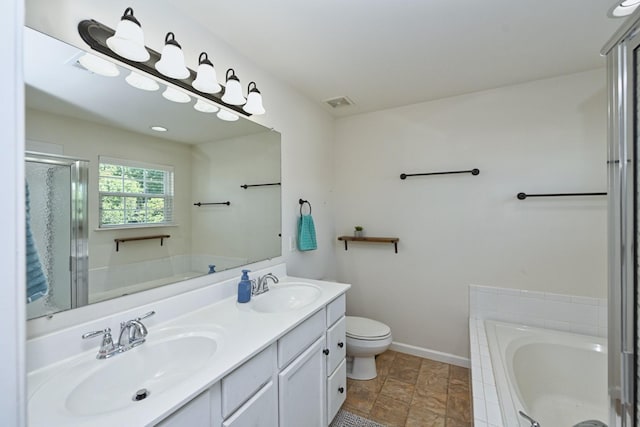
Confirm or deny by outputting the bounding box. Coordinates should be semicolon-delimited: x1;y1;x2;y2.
390;342;470;368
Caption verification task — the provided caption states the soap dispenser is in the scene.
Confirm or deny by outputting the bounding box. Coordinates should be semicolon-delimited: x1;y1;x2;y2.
237;269;252;303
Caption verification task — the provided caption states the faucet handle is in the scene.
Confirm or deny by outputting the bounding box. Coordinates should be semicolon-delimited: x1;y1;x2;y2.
82;327;111;340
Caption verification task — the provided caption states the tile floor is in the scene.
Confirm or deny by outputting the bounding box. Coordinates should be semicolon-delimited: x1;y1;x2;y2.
341;350;472;427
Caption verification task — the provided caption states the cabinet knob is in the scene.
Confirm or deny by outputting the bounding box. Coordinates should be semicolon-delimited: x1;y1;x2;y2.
337;342;344;348
338;387;345;394
323;349;330;355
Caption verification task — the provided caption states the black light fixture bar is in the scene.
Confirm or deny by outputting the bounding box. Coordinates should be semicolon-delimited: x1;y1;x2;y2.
240;182;281;189
400;168;480;180
78;19;250;116
193;201;231;206
517;192;607;200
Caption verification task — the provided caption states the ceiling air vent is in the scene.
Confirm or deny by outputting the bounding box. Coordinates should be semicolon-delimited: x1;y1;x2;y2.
324;96;354;108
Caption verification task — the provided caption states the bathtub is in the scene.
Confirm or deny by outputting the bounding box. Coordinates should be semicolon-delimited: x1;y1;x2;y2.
485;320;608;426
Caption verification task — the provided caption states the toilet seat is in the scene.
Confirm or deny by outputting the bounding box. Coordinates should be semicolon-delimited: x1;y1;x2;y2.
346;316;391;341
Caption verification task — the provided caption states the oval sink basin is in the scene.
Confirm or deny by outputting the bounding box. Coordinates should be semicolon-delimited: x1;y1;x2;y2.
29;326;221;420
251;282;321;313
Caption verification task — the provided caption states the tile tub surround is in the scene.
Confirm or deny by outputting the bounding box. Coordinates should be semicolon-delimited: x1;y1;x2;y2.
468;285;607;426
342;350;472;427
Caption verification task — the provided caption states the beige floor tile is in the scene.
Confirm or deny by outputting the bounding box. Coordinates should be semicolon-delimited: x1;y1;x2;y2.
343;379;379;414
419;359;450;380
416;372;449;394
446;394;472;423
389;357;421;384
411;389;448;416
379;377;415;404
449;365;469;382
369;395;410;427
447;378;470;398
445;417;471;427
406;405;446;427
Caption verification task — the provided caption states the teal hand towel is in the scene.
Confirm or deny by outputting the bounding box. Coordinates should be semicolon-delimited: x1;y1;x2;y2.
298;214;317;251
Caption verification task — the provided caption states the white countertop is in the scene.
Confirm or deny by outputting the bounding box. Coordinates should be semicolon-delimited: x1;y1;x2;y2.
27;275;350;427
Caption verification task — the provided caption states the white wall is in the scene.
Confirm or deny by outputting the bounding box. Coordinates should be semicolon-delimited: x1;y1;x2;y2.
334;69;607;359
25;0;337;282
1;0;26;424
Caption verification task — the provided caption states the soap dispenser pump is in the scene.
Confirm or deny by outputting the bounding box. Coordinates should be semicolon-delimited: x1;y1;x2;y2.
237;269;252;303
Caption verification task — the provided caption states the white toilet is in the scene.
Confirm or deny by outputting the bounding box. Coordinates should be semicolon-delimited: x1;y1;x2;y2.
345;316;392;380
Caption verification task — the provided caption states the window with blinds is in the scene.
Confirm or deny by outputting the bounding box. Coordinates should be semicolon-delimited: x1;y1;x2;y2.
98;157;174;228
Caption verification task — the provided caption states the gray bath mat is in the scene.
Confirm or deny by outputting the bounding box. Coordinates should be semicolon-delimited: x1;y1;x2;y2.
330;409;387;427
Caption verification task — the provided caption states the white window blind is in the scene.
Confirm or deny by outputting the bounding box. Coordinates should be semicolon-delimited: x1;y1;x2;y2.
98;156;174;228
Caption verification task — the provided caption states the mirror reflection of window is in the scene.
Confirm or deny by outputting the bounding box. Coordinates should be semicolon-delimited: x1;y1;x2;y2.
98;157;174;228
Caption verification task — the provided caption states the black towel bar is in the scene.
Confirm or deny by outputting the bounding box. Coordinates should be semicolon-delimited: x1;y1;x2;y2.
193;201;231;206
400;168;479;180
517;192;607;200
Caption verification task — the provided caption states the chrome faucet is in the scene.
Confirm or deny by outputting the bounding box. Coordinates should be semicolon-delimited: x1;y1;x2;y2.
82;311;155;359
252;272;279;296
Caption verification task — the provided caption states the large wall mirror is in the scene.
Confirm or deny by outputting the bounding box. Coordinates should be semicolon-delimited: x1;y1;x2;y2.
24;27;282;320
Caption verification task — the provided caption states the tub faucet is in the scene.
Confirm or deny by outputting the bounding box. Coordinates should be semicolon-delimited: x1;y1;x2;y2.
519;411;541;427
253;272;279;296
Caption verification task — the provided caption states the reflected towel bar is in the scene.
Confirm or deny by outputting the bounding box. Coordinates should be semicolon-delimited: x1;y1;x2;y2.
114;235;170;252
240;182;281;189
517;192;607;200
193;201;231;207
400;168;480;180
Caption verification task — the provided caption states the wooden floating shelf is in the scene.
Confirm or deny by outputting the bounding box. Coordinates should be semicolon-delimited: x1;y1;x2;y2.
114;234;170;252
337;236;399;253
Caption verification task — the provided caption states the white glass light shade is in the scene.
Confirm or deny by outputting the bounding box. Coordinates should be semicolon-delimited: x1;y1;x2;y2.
162;86;191;103
217;110;239;122
192;52;221;94
621;0;640;6
610;0;640;16
106;8;150;62
221;68;246;105
243;82;265;115
194;99;219;113
155;32;190;79
78;53;120;77
125;71;159;91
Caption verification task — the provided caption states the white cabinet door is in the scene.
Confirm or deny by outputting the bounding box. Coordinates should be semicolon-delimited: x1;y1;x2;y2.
278;335;326;427
156;389;211;427
223;380;277;427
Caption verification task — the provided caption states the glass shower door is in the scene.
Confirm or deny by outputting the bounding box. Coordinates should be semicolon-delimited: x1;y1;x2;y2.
25;152;88;319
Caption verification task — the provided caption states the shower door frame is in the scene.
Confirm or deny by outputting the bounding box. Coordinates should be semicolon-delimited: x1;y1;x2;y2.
604;12;640;427
25;151;89;310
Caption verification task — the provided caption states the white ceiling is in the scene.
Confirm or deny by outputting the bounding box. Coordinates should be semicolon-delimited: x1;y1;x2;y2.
166;0;624;117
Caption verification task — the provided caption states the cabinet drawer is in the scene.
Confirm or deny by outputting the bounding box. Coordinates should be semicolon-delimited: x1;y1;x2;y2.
326;316;346;375
327;359;347;424
223;380;277;427
222;344;275;418
326;294;346;327
278;309;325;369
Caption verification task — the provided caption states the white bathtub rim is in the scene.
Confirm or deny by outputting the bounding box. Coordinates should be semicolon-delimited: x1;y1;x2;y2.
485;319;607;427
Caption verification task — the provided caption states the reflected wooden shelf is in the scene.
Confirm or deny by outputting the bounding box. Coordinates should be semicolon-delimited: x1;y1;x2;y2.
337;236;399;253
114;234;170;252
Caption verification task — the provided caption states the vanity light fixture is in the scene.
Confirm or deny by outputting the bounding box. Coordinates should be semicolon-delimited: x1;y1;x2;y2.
155;32;190;79
125;71;160;91
243;82;266;115
150;125;168;132
194;99;219;113
162;85;191;103
221;68;246;105
105;8;150;62
192;52;222;94
77;53;120;77
609;0;640;17
217;109;239;122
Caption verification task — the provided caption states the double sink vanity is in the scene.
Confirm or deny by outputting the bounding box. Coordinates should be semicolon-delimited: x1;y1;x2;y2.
27;264;350;427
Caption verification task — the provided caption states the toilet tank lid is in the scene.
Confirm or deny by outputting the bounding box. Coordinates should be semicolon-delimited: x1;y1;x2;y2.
346;316;391;338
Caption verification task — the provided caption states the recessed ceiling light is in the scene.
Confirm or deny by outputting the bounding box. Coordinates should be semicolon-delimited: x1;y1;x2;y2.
125;71;159;91
609;0;640;17
150;126;167;132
